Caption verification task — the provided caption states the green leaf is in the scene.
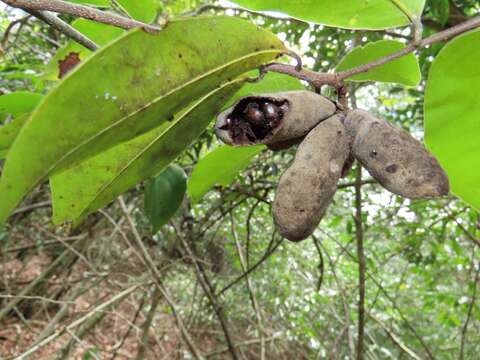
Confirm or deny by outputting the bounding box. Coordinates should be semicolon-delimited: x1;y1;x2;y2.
0;16;285;226
230;0;425;30
50;73;299;224
336;40;421;86
226;71;305;108
43;19;124;80
144;164;187;233
50;80;242;225
116;0;160;23
0;92;42;119
424;29;480;211
431;0;450;25
188;145;264;204
0;114;30;159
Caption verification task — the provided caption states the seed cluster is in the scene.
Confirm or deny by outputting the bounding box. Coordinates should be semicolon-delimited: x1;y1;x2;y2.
215;91;450;242
218;97;289;144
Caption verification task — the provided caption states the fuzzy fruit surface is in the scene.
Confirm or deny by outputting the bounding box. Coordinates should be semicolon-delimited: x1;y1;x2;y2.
215;90;336;149
273;114;350;242
344;109;449;199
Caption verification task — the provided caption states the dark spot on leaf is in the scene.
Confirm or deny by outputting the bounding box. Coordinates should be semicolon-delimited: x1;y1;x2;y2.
178;53;183;59
58;52;81;79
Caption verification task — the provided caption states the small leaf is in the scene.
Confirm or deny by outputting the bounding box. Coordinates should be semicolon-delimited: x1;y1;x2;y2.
0;92;42;119
144;164;187;233
336;40;421;86
116;0;160;23
188;145;265;204
431;0;450;25
424;29;480;211
0;16;285;225
230;0;426;30
0;114;30;159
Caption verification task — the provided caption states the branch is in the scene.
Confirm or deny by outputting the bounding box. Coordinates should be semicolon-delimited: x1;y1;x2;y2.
2;0;160;31
117;197;204;360
180;235;240;360
370;314;422;360
263;16;480;89
27;10;98;50
354;164;366;360
459;264;480;360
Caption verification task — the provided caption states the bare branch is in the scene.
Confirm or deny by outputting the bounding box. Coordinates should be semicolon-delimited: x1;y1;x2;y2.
262;16;480;89
459;264;480;360
2;0;160;31
27;10;98;50
354;164;366;360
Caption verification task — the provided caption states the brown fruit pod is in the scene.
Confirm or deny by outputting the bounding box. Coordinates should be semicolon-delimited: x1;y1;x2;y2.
272;114;350;241
215;90;337;150
344;109;449;199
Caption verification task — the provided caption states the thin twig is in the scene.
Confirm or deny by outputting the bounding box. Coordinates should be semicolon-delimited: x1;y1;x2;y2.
1;14;31;47
218;234;284;296
370;314;422;360
117;197;204;360
262;16;480;89
26;10;98;50
180;234;240;360
136;288;161;360
2;0;160;31
354;164;366;360
14;283;142;359
230;211;265;360
459;264;480;360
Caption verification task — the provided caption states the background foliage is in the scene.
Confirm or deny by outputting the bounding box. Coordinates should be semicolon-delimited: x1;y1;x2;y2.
0;0;479;359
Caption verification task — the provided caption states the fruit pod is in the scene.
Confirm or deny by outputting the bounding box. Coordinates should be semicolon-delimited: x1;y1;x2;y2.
215;90;336;150
272;114;350;241
344;109;449;199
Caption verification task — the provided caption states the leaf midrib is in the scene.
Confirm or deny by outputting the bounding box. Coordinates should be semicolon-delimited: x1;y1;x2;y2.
20;49;281;200
69;79;244;223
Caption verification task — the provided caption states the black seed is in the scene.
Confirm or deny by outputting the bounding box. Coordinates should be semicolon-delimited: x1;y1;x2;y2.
263;102;279;120
385;164;398;173
244;103;265;127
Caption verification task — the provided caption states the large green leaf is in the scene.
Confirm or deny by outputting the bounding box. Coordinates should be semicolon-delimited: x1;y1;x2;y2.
336;40;421;86
50;72;301;224
230;0;425;30
424;29;480;211
188;145;265;204
50;80;242;224
116;0;160;23
144;164;187;233
0;114;29;159
0;92;42;119
0;16;285;226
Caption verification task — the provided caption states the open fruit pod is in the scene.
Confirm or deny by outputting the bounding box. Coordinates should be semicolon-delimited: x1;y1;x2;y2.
215;90;337;150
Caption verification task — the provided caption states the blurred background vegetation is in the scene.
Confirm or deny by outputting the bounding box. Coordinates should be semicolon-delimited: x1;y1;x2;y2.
1;0;479;359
